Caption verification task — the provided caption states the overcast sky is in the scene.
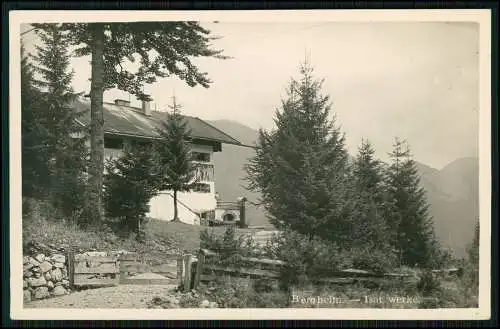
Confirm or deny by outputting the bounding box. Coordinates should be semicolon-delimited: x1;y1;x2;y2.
20;21;479;169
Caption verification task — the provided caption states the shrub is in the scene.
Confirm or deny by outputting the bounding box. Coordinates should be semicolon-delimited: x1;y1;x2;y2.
200;226;261;265
103;144;158;237
203;276;289;308
265;229;399;288
345;244;399;273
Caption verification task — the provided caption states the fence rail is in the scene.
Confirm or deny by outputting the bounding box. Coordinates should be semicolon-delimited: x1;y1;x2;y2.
67;252;184;288
67;249;463;292
188;249;462;290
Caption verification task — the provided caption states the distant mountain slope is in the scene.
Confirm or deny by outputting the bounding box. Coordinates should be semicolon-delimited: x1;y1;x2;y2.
208;120;479;256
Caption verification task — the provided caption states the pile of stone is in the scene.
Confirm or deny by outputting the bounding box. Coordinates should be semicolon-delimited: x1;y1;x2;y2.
23;253;70;303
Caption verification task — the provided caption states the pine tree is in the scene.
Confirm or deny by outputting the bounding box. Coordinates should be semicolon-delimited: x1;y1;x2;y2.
44;22;228;223
467;219;479;266
385;138;440;268
103;143;158;235
245;60;352;244
351;139;392;250
31;24;88;217
21;44;51;198
154;97;197;222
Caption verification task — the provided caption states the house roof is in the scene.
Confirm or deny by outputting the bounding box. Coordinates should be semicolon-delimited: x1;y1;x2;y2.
72;97;242;146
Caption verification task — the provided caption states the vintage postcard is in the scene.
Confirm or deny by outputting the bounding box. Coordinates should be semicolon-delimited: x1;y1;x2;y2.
9;9;491;320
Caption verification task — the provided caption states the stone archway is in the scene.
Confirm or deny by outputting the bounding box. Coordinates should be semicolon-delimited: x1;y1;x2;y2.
222;212;236;222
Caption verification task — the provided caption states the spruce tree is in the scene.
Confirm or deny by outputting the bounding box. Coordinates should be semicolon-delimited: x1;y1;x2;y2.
103;143;158;235
31;24;88;217
467;219;479;266
154;97;197;222
351;139;392;249
385;138;440;268
43;22;229;223
21;44;51;198
246;60;352;244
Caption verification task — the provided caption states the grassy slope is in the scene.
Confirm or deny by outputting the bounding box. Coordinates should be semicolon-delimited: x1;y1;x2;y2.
22;199;269;259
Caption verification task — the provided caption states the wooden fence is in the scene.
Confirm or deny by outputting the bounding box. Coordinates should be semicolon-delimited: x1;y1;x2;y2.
68;252;185;288
68;249;462;291
188;249;463;290
119;253;181;285
72;253;120;287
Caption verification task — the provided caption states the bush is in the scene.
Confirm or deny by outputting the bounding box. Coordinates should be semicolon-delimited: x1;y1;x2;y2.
202;276;289;308
200;226;261;264
264;229;399;288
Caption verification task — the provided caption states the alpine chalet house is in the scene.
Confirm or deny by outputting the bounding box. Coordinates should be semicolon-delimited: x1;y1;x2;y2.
72;96;243;226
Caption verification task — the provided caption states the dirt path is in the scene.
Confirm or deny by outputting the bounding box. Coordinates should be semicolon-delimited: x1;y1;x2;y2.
25;284;178;309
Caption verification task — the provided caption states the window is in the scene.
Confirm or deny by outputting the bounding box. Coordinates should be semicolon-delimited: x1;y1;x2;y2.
192;152;210;162
104;137;124;150
192;183;211;193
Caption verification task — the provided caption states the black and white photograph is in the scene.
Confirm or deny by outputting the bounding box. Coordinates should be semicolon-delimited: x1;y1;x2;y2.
9;9;491;320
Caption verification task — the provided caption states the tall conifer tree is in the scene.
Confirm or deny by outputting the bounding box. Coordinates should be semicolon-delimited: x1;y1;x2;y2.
21;44;50;198
31;24;88;217
246;60;352;244
154;97;197;222
385;138;440;267
351;139;392;250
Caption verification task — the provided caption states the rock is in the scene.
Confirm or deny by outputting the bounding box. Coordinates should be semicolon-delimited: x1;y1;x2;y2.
84;251;107;258
199;300;210;308
39;261;53;273
55;281;62;286
61;268;68;277
47;280;54;290
23;280;28;289
34;272;42;278
61;279;69;287
54;262;65;269
23;263;34;271
51;268;63;282
33;287;50;299
52;285;66;296
23;270;33;278
44;272;52;281
28;277;47;287
32;266;40;272
51;254;66;263
23;256;30;264
209;302;218;308
29;257;40;267
23;290;31;303
35;254;45;263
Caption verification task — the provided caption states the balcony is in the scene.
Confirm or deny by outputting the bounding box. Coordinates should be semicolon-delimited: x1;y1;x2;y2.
193;163;214;182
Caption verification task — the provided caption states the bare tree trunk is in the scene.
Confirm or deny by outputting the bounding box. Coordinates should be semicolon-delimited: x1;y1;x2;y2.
172;189;180;222
86;23;105;223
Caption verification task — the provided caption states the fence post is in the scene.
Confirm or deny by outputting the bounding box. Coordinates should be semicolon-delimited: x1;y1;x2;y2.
193;250;205;290
183;254;193;292
176;255;184;289
67;251;75;289
238;196;247;228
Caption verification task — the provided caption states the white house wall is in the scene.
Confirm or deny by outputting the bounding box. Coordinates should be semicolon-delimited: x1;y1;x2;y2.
147;143;216;225
102;142;217;226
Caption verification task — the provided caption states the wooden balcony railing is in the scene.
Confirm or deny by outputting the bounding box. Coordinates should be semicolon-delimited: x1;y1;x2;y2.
193;163;214;182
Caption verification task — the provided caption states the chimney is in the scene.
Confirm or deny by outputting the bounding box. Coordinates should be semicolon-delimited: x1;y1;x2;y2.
141;95;152;116
114;99;131;107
